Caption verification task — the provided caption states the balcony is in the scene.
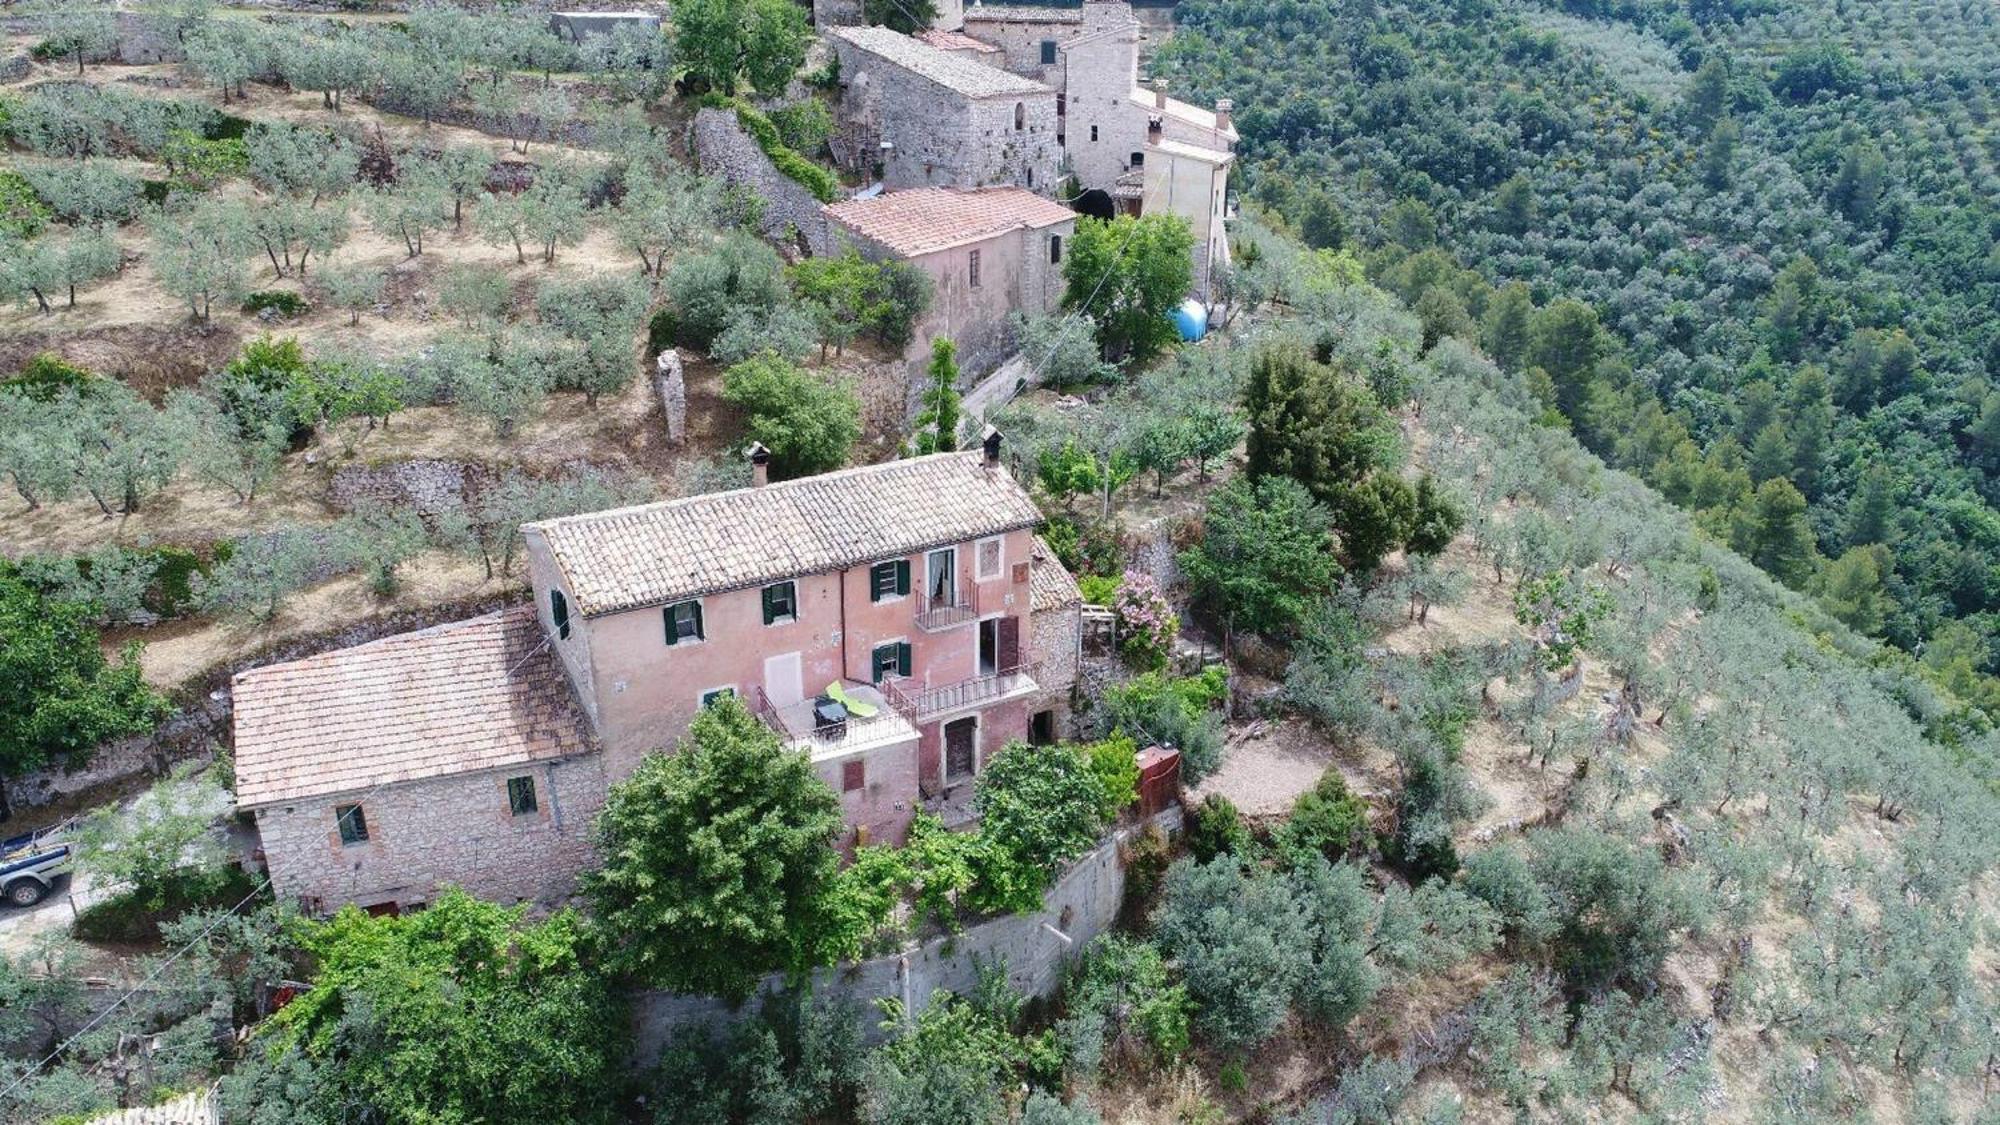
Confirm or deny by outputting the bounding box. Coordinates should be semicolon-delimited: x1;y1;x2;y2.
752;684;918;762
882;662;1040;720
914;590;979;633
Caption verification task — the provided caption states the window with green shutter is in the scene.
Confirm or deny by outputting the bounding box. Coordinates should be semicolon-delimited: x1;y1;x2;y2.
507;776;538;816
663;600;704;645
762;581;797;625
871;641;912;683
869;560;910;602
550;589;570;639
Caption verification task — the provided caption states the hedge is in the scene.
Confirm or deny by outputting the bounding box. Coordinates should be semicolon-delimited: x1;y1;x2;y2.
724;99;838;204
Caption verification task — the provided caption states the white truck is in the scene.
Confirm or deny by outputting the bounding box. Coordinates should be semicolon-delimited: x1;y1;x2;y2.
1;819;74;908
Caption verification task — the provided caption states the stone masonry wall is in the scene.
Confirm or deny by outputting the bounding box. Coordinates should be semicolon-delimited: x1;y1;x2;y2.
1032;603;1082;737
691;106;833;254
254;752;607;913
630;806;1182;1058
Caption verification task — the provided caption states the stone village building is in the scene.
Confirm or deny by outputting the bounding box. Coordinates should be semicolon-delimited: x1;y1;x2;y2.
822;185;1076;375
819;3;1236;297
232;441;1083;914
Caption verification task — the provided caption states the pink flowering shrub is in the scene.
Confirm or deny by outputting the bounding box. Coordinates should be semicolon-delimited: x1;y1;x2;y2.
1113;570;1178;671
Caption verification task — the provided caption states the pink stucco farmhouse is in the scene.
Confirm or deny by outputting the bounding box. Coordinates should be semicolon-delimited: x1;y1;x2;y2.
231;436;1082;915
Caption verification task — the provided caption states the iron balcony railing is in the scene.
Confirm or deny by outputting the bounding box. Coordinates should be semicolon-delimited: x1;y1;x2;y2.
751;684;911;755
882;662;1039;720
914;589;979;632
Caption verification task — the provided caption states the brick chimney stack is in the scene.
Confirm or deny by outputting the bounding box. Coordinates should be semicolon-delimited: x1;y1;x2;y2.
1153;83;1167;110
748;442;771;487
1215;98;1233;133
981;426;1002;470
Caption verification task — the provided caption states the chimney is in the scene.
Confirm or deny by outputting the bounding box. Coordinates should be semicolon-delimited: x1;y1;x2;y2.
1215;98;1233;134
980;425;1002;470
1147;114;1162;142
1153;83;1167;110
748;442;771;487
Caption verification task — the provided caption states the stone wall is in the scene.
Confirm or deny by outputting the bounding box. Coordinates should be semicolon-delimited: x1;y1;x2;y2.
1031;603;1082;737
691;106;833;254
329;459;486;522
253;752;608;913
630;806;1182;1058
832;39;1060;194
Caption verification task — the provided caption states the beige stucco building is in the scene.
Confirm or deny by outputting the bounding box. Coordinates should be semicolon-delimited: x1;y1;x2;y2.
822;185;1075;376
233;443;1082;913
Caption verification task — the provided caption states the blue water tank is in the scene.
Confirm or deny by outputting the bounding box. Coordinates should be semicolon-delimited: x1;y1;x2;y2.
1173;298;1208;342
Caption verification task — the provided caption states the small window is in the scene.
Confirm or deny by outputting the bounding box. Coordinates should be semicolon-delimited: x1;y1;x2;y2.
336;804;369;846
762;581;797;625
701;686;736;708
1039;39;1056;65
842;759;866;792
1130;151;1145;168
550;589;570;640
1090;124;1098;142
871;641;912;684
1014;101;1025;130
969;249;982;289
976;535;1004;581
507;776;538;816
663;600;704;645
1050;234;1062;264
870;560;910;602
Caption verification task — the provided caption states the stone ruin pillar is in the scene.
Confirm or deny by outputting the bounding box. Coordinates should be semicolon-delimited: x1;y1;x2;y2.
655;348;687;446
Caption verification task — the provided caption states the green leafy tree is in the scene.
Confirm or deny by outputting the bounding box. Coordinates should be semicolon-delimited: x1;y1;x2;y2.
1404;473;1463;558
675;0;810;96
0;575;166;792
317;260;386;326
1513;570;1613;672
1815;545;1893;636
1335;472;1416;573
148;197;253;321
1480;281;1535;371
1243;340;1399;504
1491;173;1537;236
971;742;1106;911
721;352;861;479
74;761;229;910
1731;477;1818;587
1180;474;1337;640
1063;213;1195;363
1151;857;1310;1052
862;991;1022;1125
1526;299;1607;418
1272;770;1369;866
613;166;722;278
585;697;844;998
1298;189;1348;250
910;337;962;455
266;889;626;1124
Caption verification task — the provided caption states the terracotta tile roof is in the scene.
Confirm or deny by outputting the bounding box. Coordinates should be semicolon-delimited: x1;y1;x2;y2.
962;4;1085;22
916;27;1002;53
831;25;1051;98
1030;535;1082;612
232;608;593;808
825;186;1076;257
531;452;1046;618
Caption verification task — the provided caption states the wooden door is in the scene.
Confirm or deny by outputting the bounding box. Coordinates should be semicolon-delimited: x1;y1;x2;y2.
945;717;977;784
996;615;1021;671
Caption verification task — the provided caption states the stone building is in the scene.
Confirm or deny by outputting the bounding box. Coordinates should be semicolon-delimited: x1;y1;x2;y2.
232;609;605;914
956;1;1238;296
829;26;1061;194
235;444;1084;911
822;185;1075;376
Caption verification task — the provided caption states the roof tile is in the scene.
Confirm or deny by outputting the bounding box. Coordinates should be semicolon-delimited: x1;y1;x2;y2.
825;186;1076;257
531;452;1047;618
832;25;1052;98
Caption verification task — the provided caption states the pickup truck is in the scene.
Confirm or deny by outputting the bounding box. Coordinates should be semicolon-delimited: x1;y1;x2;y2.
1;819;75;908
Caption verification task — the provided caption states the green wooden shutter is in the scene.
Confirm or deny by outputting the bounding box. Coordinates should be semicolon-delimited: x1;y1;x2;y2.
662;605;678;645
762;586;777;625
551;590;569;639
897;641;912;677
691;601;704;641
895;560;911;596
870;563;889;602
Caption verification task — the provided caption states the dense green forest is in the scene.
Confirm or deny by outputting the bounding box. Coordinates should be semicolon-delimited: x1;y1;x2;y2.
1160;0;2000;714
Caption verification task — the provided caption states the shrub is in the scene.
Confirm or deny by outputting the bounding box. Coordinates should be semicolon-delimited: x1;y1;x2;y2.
6;353;94;400
0;169;51;237
1077;573;1119;606
1272;769;1370;866
768;98;833;155
1102;667;1229;783
720;352;860;479
972;742;1107;912
646;306;678;358
1082;734;1141;821
1111;570;1178;670
1151;857;1311;1052
730;101;837;203
665;231;791;353
241;290;310;317
1186;793;1253;864
1056;935;1191;1079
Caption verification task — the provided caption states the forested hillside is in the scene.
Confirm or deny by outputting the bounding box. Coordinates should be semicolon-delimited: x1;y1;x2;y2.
1158;0;2000;718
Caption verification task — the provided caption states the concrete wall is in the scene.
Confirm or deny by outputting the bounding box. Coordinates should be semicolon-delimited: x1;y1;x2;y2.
630;805;1183;1058
690;106;834;254
252;753;607;913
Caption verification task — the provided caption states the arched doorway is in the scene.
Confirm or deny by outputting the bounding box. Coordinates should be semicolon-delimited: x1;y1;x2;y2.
1072;188;1115;222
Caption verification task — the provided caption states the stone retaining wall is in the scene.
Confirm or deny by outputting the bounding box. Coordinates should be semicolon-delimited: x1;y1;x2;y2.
690;106;832;255
631;806;1182;1059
